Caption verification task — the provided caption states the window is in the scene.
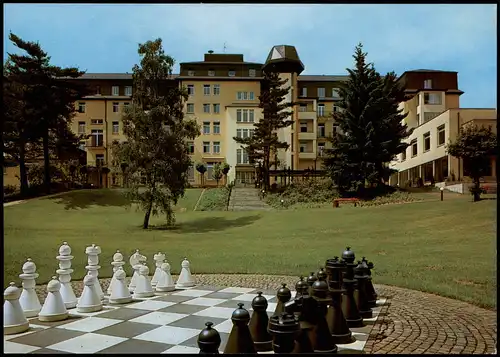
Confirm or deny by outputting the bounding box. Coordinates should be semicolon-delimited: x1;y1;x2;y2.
332;88;340;98
78;102;86;113
317;104;325;116
300;122;308;133
424;112;440;122
91;129;104;147
318;124;326;137
401;150;406;161
417;113;421;124
203;122;210;134
186;103;195;113
213;141;220;154
237;92;243;100
203;141;210;153
423;132;431;152
96;154;105;167
188;142;195;154
424;92;442;105
249;92;255;100
236;109;242;122
112;102;119;113
78;121;85;134
203;104;210;113
228;70;236;77
318;88;325;98
299;105;307;112
125;86;132;96
249;69;256;77
96;85;101;95
213;104;220;114
318;142;326;156
299;142;307;153
437;125;445;146
213;84;220;95
124;102;130;110
236;149;249;164
112;121;119;134
333;105;340;113
188;166;195;181
206;162;216;180
208;70;215;77
242;109;248;122
188;70;195;76
302;88;307;97
187;85;195;95
112;86;119;96
424;79;432;89
237;91;254;100
411;139;418;157
213;122;220;134
333;124;339;134
236;128;254;138
79;140;85;150
203;85;211;96
91;119;103;125
249;110;254;123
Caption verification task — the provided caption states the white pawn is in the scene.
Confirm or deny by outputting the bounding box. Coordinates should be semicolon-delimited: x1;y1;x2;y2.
151;252;165;288
77;273;103;313
108;250;125;295
19;258;41;317
133;264;155;299
109;268;132;304
156;262;175;292
175;258;195;289
39;277;69;322
56;242;77;309
4;282;30;335
128;250;142;292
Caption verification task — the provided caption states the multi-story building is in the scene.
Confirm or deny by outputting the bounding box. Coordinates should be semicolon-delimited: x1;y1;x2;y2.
4;45;496;189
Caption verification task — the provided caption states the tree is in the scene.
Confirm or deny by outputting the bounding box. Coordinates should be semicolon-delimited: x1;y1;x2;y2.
233;71;295;190
212;163;223;187
322;43;410;196
446;124;497;202
112;38;199;229
196;163;207;187
5;33;89;194
222;162;231;185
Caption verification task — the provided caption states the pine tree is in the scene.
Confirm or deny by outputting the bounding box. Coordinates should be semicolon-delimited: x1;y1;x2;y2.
233;71;294;190
112;38;199;229
323;43;409;196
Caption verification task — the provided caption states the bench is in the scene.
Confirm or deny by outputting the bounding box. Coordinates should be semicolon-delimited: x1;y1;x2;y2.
333;197;360;208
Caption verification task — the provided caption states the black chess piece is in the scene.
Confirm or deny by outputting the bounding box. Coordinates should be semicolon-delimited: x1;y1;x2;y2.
354;261;373;319
248;292;272;352
316;267;328;281
274;283;292;316
325;257;353;344
309;279;338;353
223;303;257;354
306;272;318;296
268;312;301;353
284;289;314;353
295;276;309;299
362;257;378;307
198;322;221;354
341;247;364;328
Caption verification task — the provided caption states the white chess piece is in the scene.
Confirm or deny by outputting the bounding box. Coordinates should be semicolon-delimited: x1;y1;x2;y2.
4;282;30;335
133;264;155;299
128;249;142;292
19;258;41;317
175;257;195;289
151;252;165;288
85;244;104;300
76;273;103;313
39;277;69;322
156;262;175;292
56;242;77;309
108;250;126;295
109;268;132;304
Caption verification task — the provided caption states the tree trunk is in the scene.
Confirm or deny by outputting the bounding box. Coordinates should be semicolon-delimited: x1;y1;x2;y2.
473;178;481;202
42;132;51;194
18;143;29;196
143;201;153;229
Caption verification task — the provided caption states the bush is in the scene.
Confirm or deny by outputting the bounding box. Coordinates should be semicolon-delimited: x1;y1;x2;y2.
358;191;420;207
4;185;17;196
196;187;231;211
265;179;339;209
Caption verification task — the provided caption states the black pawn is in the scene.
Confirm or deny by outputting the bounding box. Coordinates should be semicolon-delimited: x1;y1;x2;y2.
223;303;257;354
316;267;328;281
306;272;318;296
362;257;378;307
274;283;292;316
198;322;221;354
295;276;309;299
248;292;272;352
354;261;373;319
292;295;316;353
310;279;337;353
268;312;301;353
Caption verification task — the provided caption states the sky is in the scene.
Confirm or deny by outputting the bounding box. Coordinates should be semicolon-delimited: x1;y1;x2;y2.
3;4;497;108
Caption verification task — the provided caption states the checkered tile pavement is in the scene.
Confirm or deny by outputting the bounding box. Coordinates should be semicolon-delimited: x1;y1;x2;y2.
4;285;387;354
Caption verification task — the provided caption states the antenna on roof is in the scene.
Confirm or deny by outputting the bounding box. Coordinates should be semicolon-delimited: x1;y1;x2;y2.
223;42;227;53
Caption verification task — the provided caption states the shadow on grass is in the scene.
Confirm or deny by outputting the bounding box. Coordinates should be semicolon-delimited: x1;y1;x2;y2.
150;214;261;233
46;189;130;210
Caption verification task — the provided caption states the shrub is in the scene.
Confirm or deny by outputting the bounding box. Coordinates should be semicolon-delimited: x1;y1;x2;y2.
358;191;420;207
265;179;339;209
4;185;17;196
196;187;231;211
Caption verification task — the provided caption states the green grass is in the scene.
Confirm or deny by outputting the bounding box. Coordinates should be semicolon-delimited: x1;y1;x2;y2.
4;189;497;309
195;187;231;211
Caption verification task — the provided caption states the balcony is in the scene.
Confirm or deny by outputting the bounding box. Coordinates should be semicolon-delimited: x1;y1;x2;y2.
298;111;316;120
298;132;316;140
85;137;105;148
299;152;316;160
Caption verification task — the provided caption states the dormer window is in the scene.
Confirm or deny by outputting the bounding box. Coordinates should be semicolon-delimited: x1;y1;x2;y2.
208;70;215;77
96;85;101;95
112;86;119;96
188;70;195;76
228;70;236;77
249;69;256;77
424;79;432;89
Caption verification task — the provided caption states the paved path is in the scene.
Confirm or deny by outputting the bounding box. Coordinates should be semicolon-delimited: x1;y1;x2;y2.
32;274;496;354
228;187;272;211
3;191;75;207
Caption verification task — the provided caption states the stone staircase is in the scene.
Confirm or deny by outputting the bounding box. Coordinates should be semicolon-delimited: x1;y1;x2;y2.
228;187;273;211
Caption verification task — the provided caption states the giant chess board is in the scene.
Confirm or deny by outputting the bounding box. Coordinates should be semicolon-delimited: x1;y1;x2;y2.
4;285;387;354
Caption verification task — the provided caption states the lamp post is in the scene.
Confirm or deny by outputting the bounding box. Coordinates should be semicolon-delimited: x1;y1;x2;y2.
440;187;444;201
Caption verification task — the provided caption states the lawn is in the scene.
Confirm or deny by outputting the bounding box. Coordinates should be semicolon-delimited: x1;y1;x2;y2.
3;189;497;309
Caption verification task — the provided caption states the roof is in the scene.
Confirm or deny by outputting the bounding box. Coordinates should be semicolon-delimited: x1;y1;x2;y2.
180;61;263;66
401;69;458;75
298;75;348;82
263;45;305;74
76;73;180;80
